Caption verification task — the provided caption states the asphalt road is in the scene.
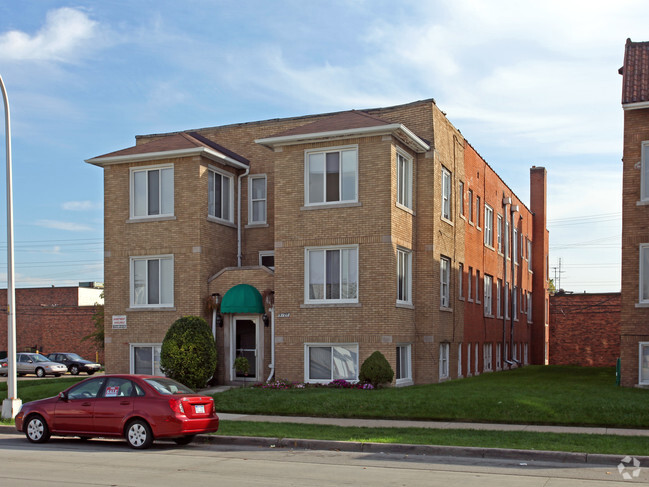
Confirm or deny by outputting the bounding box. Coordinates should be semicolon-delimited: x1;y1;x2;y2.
0;432;645;486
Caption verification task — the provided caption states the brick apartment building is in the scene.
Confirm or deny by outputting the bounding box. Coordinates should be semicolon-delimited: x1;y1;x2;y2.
0;285;104;363
619;39;649;387
87;99;549;385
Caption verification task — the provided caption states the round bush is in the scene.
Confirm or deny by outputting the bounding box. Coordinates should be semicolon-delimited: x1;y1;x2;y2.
359;351;394;388
160;316;217;390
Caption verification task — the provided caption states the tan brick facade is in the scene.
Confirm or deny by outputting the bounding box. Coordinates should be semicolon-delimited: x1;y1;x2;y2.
88;99;548;385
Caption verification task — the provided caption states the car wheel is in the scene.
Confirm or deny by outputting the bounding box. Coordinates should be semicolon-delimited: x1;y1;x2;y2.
35;368;45;378
125;419;153;449
86;371;95;376
25;415;51;443
53;374;61;377
173;435;195;445
70;365;79;375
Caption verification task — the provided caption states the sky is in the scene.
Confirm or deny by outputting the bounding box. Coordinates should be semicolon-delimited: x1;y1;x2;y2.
0;0;645;292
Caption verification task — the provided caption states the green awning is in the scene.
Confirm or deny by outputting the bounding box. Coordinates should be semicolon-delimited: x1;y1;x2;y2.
220;284;265;314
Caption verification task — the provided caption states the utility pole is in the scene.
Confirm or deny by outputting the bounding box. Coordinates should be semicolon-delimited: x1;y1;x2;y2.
551;258;565;290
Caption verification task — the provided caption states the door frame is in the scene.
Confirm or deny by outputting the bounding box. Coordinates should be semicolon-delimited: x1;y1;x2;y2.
229;315;261;382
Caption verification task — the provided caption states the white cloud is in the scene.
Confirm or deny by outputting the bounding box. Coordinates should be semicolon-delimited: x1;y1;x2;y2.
62;201;101;211
0;7;99;62
35;220;93;232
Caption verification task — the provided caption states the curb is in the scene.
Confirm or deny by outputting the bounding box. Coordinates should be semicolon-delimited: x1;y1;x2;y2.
1;424;644;465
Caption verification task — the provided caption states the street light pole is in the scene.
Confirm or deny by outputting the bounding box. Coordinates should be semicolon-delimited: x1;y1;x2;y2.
0;74;21;419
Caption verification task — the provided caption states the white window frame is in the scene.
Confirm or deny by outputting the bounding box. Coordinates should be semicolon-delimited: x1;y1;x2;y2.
208;166;234;223
440;256;451;308
640;342;649;385
305;145;358;207
130;164;174;219
439;343;449;379
527;291;533;323
640;244;649;304
527;238;532;269
475;270;481;304
458;343;463;377
459;181;465;217
496;278;503;318
484;205;493;247
130;343;163;376
467;343;471;376
513;228;519;264
483;343;493;372
396;344;412;385
305;343;359;384
468;266;473;302
458;263;464;300
397;248;412;305
497;214;503;253
248;174;267;225
484;274;493;316
397;149;413;210
513;286;518;321
505;282;510;319
505;221;510;259
524;343;529;365
130;254;174;308
259;250;275;270
305;245;358;304
441;167;452;221
496;343;502;370
468;189;474;223
476;195;481;228
474;344;479;375
642;142;649;202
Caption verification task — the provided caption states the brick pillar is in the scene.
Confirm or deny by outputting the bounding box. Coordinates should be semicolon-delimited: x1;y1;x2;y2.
530;166;549;365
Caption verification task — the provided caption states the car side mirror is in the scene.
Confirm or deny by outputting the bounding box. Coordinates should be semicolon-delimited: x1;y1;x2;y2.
58;391;68;402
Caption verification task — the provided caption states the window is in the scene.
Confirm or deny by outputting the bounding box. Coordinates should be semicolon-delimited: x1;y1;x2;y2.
520;232;525;262
505;221;510;259
439;343;449;379
497;215;503;253
306;344;358;383
306;246;358;303
468;189;474;222
458;343;463;377
524;343;529;365
306;147;357;205
640;244;649;304
496;343;502;370
496;278;503;318
68;377;104;400
397;248;412;304
130;255;173;307
131;165;174;219
208;167;234;222
397;150;413;209
259;251;275;270
513;286;518;320
468;266;473;301
458;263;464;299
440;256;451;308
249;175;267;224
475;270;481;304
527;238;532;268
476;196;481;227
527;292;533;322
131;344;162;375
643;142;649;202
441;167;452;220
484;343;492;372
513;228;519;264
459;181;465;217
484;205;493;247
475;345;479;375
467;343;471;376
505;283;509;318
396;345;412;383
484;274;493;316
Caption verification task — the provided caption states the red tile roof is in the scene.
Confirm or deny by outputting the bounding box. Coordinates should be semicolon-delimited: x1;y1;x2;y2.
620;38;649;105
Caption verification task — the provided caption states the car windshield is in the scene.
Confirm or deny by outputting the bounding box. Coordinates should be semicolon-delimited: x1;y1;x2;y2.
30;354;51;363
144;378;195;395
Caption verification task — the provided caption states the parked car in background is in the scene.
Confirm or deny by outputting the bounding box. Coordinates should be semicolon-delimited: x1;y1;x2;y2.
15;374;219;449
16;353;67;377
46;353;101;375
0;357;7;376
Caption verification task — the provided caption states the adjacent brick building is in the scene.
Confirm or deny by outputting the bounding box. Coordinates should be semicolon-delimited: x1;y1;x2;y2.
0;285;104;363
549;292;620;367
87;99;549;385
619;39;649;386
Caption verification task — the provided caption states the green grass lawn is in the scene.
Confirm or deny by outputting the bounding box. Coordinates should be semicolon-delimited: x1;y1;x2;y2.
212;366;649;428
0;377;85;405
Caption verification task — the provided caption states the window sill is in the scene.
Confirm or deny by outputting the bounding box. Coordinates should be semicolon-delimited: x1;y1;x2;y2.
207;216;236;228
484;313;495;319
635;303;649;308
441;216;453;226
301;302;362;308
245;223;269;229
440;306;453;312
485;244;495;252
127;216;176;224
396;202;415;215
636;200;649;206
301;202;362;211
126;306;176;312
396;302;415;309
395;379;414;387
476;226;482;232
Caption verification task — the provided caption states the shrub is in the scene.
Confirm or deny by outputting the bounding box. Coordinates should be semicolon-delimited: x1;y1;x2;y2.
160;316;217;390
359;351;394;388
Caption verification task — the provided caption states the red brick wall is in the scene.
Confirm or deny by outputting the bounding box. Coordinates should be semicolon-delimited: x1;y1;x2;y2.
549;292;620;367
0;287;104;364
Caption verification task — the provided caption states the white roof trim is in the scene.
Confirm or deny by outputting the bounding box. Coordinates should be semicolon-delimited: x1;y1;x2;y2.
255;123;430;153
623;101;649;111
85;147;249;169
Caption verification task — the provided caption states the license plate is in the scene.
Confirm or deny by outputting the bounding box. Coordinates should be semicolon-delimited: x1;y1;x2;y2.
194;404;205;414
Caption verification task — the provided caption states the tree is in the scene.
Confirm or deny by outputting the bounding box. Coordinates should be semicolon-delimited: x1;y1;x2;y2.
359;351;394;388
82;291;104;350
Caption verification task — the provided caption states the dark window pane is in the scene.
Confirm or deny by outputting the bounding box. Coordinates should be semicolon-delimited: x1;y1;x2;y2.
148;170;159;215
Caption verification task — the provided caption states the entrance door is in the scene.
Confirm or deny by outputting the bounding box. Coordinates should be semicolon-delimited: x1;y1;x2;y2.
233;319;257;380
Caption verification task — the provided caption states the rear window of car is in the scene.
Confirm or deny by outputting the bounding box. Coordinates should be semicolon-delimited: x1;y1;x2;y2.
144;378;194;395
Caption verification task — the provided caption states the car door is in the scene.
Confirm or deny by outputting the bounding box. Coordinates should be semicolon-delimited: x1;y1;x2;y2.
53;377;105;434
16;354;31;374
92;377;136;435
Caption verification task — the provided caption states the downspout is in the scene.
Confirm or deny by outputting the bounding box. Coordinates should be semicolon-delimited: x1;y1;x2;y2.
509;203;519;365
502;194;510;369
237;167;250;267
266;306;275;382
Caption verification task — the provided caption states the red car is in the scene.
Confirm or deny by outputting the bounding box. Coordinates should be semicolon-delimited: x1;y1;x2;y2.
14;374;219;449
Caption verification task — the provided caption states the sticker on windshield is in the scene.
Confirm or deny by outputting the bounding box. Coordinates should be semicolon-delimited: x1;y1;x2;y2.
105;386;119;397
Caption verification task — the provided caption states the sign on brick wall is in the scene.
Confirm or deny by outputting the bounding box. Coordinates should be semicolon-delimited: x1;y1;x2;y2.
112;315;127;329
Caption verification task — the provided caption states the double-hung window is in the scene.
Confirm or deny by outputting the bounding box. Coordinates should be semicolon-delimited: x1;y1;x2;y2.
527;291;533;322
475;270;481;303
527;239;532;268
640;244;649;304
397;150;414;210
306;147;357;205
484;343;493;371
497;215;503;253
440;256;451;308
643;142;649;202
476;196;481;227
458;263;464;299
484;274;493;316
249;175;267;224
306;246;358;303
441;167;452;220
459;181;465;217
505;221;510;259
496;278;503;317
208;167;234;222
439;343;449;379
484;205;493;247
397;248;412;304
468;190;474;222
396;344;412;383
306;344;358;383
468;266;473;301
130;255;173;308
513;286;518;320
131;165;174;219
513;228;519;264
